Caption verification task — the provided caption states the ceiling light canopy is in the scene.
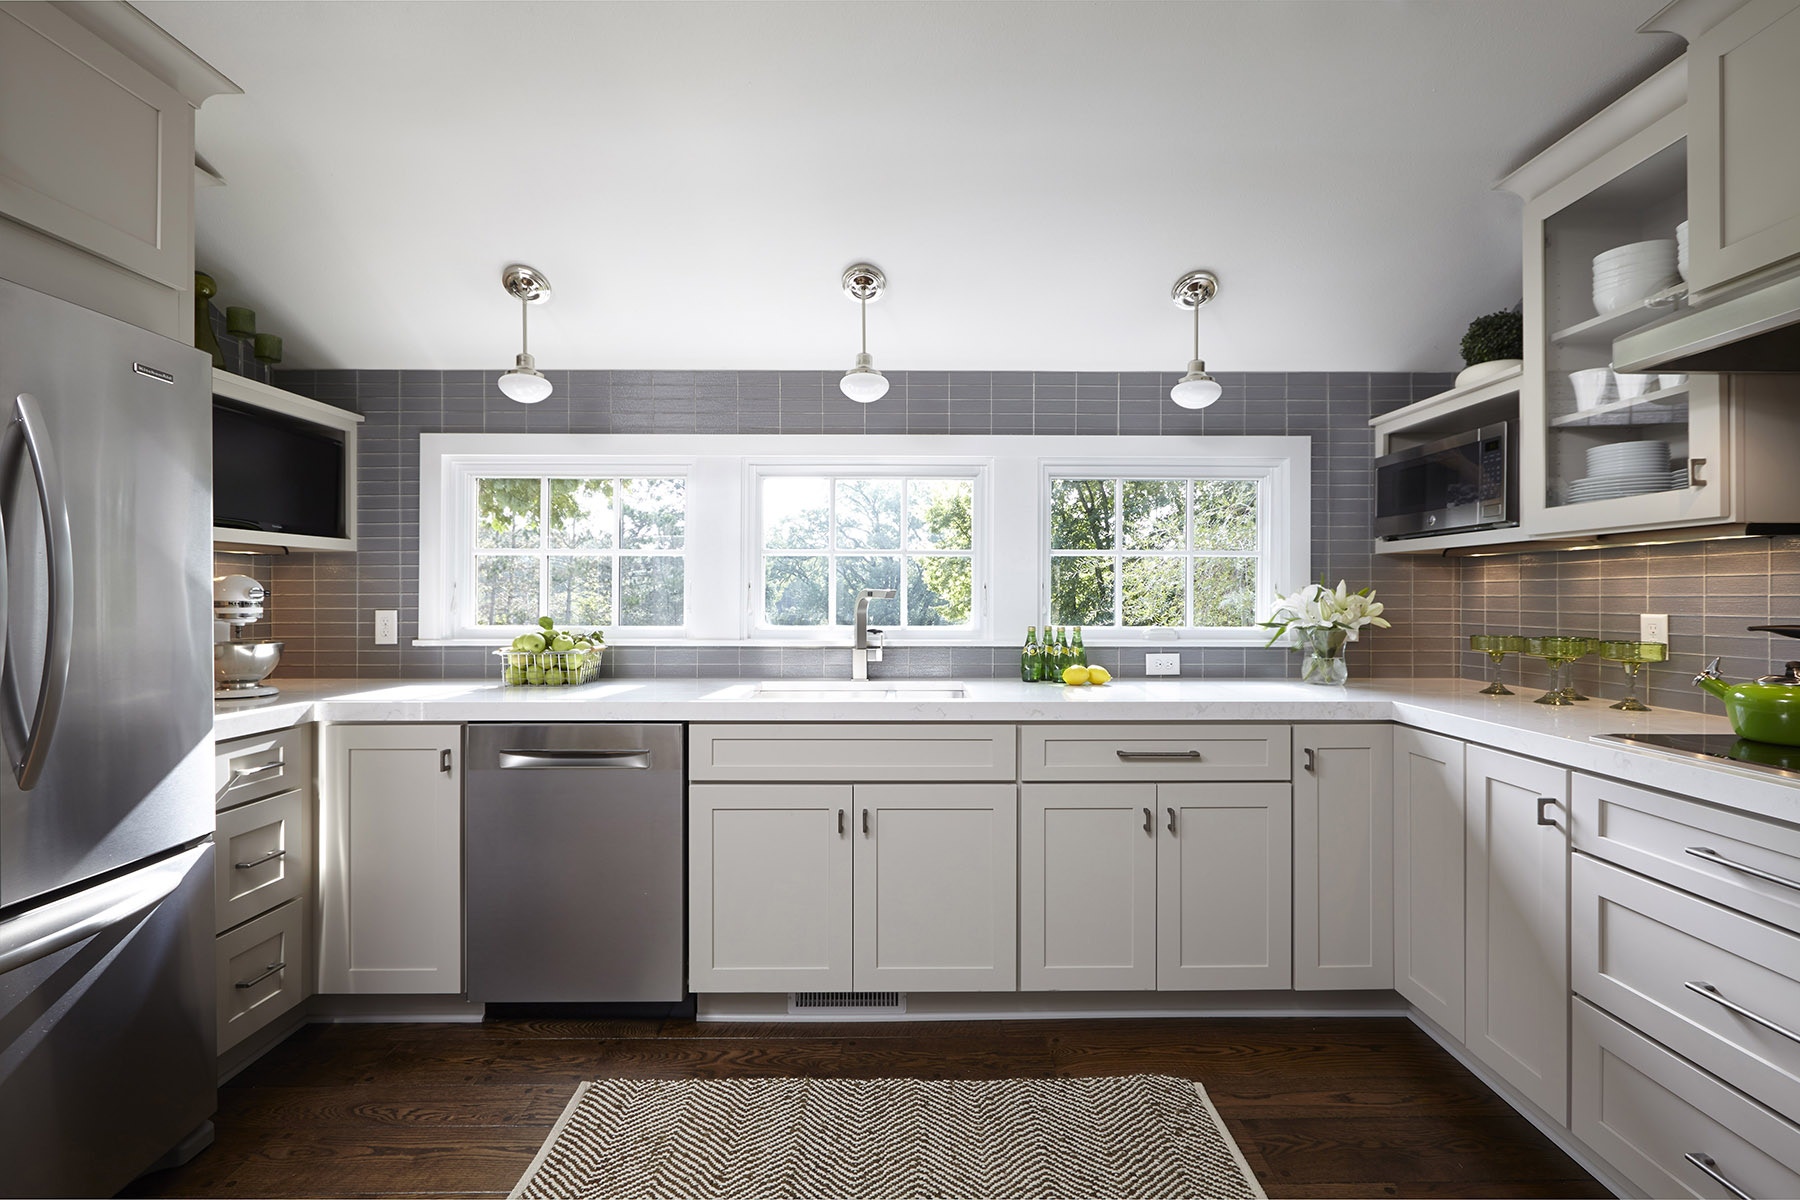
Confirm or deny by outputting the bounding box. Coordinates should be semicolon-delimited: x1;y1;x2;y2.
839;263;889;403
1170;270;1222;410
498;264;553;404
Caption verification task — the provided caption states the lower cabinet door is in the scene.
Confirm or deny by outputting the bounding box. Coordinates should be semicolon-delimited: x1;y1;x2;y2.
1573;999;1800;1199
1293;725;1393;990
1466;746;1570;1123
1020;783;1157;991
853;783;1017;992
1394;727;1467;1037
1157;782;1292;990
217;899;306;1052
689;784;853;992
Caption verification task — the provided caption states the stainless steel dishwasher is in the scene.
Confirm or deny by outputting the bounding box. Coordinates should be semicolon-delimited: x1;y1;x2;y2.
464;723;686;1004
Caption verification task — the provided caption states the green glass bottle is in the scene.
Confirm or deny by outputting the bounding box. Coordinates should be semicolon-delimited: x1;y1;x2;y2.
1051;627;1068;678
1071;627;1088;668
1021;626;1040;683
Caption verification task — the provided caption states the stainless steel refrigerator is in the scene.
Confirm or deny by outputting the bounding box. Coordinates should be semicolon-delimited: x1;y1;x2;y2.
0;278;216;1197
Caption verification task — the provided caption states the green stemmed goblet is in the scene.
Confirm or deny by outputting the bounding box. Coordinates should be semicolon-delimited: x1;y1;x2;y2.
1598;640;1668;711
1524;636;1598;705
1471;635;1526;696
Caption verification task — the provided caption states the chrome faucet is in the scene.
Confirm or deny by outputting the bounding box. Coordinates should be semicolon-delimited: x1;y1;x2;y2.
852;588;895;681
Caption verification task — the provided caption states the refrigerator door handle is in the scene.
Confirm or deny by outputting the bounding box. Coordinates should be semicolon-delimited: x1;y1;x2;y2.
0;846;198;976
0;393;75;790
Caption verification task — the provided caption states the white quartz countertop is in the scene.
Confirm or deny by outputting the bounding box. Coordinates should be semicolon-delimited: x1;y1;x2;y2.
214;675;1799;825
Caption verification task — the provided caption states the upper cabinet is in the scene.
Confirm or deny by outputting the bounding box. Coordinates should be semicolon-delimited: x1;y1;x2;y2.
0;2;236;337
1664;0;1800;292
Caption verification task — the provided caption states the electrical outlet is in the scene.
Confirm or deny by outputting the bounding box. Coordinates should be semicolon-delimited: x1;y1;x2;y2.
374;610;398;646
1640;613;1669;645
1145;653;1180;676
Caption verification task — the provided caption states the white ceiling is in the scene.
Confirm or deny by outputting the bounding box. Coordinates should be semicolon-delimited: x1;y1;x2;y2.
139;0;1680;373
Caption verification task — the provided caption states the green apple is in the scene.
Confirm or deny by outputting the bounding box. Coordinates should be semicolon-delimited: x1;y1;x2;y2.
525;666;544;684
504;667;526;685
544;667;566;685
551;635;575;652
511;632;546;653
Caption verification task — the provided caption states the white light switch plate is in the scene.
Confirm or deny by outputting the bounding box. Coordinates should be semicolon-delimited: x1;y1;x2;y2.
374;610;398;645
1145;653;1180;676
1640;613;1668;644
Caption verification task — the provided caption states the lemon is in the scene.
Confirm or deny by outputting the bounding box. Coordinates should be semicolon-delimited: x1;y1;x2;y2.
1087;665;1112;685
1061;665;1091;686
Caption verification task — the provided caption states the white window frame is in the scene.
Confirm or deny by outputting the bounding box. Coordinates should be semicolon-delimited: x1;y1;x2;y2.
746;461;990;643
418;435;1308;649
1039;456;1298;646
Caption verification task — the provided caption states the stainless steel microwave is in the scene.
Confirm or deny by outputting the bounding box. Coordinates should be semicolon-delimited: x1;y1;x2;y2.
1374;422;1516;540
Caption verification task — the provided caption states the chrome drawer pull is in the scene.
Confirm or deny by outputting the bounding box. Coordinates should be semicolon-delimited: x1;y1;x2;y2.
1685;1152;1753;1200
1117;750;1203;762
233;848;286;871
216;759;281;799
1685;846;1800;892
235;961;286;990
1685;981;1800;1046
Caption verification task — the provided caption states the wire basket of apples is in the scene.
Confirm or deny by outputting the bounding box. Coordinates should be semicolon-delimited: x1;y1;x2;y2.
494;617;605;686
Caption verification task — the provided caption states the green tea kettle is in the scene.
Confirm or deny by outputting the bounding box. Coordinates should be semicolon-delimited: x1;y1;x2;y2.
1693;625;1800;747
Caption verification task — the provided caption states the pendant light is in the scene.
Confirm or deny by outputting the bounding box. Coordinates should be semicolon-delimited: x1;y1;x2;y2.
497;264;553;404
839;263;889;403
1169;270;1222;409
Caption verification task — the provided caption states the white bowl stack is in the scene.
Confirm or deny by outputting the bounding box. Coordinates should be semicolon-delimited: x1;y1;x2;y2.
1593;240;1679;316
1676;220;1689;281
1565;441;1683;504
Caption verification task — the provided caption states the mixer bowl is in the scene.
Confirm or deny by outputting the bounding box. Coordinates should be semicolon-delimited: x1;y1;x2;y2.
215;640;284;689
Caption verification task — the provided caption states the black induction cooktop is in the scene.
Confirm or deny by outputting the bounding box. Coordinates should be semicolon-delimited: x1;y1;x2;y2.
1596;732;1800;781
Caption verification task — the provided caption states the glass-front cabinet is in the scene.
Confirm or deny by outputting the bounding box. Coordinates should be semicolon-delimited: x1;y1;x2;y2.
1514;70;1731;538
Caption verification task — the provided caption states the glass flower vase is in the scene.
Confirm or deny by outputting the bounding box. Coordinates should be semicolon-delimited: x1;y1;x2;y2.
1297;626;1349;686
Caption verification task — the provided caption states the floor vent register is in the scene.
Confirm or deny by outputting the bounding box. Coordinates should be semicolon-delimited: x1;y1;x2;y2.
787;991;907;1015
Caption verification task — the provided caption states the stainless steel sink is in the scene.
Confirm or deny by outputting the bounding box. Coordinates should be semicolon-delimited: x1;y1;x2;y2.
751;679;968;701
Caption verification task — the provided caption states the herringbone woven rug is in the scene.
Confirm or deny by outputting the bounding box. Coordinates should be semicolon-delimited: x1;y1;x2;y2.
510;1074;1265;1200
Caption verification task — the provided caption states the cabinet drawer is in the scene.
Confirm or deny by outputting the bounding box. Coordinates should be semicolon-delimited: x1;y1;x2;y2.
1573;999;1800;1198
216;727;312;812
216;899;306;1053
1020;724;1291;782
1575;853;1800;1121
215;788;309;934
1572;772;1800;936
689;724;1016;782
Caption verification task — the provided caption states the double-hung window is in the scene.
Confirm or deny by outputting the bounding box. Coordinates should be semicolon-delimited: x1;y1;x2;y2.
755;470;981;635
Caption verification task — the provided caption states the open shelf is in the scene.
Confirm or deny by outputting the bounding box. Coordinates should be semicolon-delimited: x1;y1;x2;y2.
1549;383;1690;427
1549;283;1687;347
1369;364;1523;439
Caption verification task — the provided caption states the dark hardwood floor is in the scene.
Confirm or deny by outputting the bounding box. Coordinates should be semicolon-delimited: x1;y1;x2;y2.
125;1016;1608;1199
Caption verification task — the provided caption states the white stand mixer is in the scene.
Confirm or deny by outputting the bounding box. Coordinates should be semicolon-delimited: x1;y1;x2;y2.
214;573;284;700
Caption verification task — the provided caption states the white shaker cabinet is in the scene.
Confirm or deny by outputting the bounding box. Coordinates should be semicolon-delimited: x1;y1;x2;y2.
1158;783;1293;991
1394;727;1467;1038
1465;745;1570;1123
852;784;1017;992
317;725;462;994
688;784;853;993
1020;783;1158;991
1293;725;1393;991
1681;0;1800;291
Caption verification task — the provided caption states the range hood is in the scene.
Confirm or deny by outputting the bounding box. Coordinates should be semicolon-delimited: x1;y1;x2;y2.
1614;271;1800;372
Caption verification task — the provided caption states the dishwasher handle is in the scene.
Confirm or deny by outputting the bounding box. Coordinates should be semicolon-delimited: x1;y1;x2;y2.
496;747;653;770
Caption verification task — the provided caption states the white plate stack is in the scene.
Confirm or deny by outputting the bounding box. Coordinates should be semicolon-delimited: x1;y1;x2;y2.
1564;441;1684;503
1593;240;1679;316
1676;220;1689;281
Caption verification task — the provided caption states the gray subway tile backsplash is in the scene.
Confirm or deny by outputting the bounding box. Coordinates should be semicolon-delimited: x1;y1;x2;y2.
220;366;1796;703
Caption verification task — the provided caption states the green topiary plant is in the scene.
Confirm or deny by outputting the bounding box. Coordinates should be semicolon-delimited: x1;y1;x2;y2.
1460;309;1524;366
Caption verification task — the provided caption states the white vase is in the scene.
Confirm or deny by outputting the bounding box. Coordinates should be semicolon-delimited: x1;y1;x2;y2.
1455;359;1523;390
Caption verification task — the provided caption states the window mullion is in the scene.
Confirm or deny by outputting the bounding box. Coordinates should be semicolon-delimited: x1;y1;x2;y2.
1112;478;1123;628
1184;477;1196;627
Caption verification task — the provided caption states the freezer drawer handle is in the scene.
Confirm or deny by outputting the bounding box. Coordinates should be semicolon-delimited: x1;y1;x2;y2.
234;961;286;990
233;849;287;871
497;748;651;769
0;849;193;975
1117;749;1203;762
1685;981;1800;1046
217;759;283;799
1684;1153;1753;1200
0;394;74;791
1685;846;1800;892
